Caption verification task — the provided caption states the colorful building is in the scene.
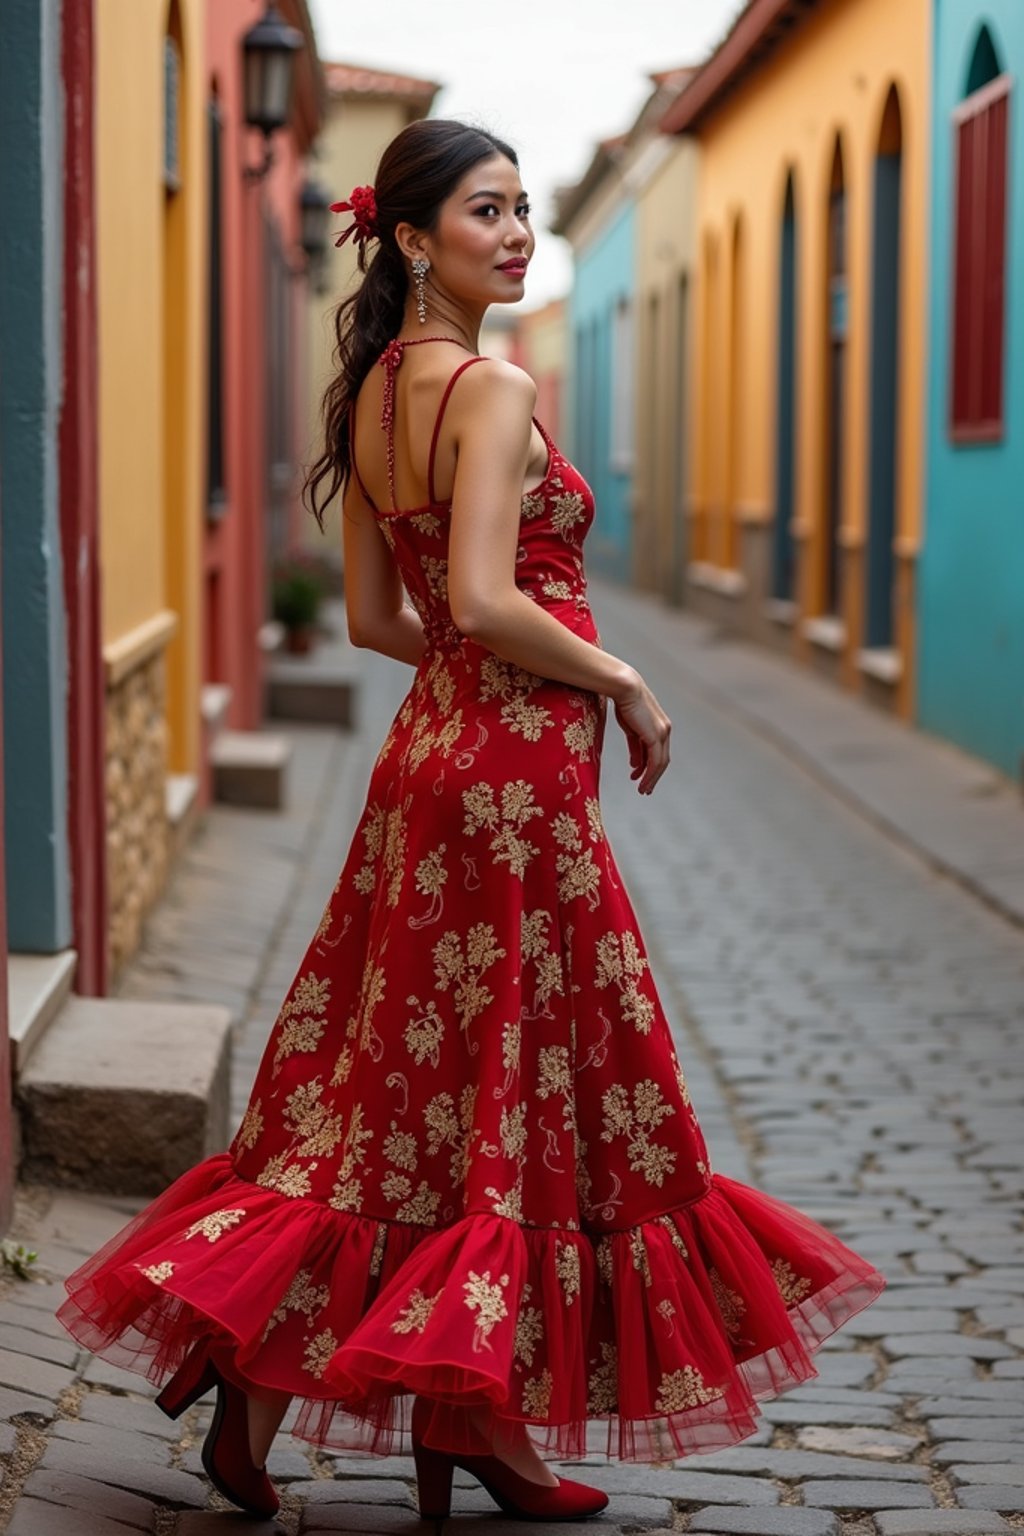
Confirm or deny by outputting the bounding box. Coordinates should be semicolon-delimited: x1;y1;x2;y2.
917;2;1022;780
631;70;698;604
661;0;931;721
516;298;568;445
301;61;440;558
552;136;636;579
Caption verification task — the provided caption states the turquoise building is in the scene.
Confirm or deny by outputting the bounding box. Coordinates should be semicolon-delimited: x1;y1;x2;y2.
918;2;1023;780
551;142;637;581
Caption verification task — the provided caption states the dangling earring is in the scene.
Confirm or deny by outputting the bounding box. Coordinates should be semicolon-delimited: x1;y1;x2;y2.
411;257;430;324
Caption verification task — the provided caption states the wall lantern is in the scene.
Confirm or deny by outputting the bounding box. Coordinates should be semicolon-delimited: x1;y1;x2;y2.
242;2;303;181
299;179;331;261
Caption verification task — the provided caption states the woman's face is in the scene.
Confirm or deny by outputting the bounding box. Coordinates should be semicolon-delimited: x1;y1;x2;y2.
430;153;534;306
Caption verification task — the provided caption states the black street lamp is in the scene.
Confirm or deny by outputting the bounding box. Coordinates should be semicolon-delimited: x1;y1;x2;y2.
242;3;302;181
299;179;331;261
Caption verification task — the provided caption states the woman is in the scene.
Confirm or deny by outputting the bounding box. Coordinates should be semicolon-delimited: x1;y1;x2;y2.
57;118;886;1524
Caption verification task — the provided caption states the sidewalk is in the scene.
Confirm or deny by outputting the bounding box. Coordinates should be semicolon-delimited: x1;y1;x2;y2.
591;577;1024;931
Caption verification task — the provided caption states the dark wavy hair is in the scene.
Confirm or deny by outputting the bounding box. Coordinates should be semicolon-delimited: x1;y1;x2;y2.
303;118;519;532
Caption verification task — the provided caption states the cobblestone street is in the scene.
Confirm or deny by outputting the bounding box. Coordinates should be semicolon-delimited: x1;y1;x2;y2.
1;581;1022;1536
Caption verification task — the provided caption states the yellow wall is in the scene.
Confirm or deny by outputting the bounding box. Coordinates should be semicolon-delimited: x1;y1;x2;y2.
689;0;929;654
97;0;204;771
634;137;698;594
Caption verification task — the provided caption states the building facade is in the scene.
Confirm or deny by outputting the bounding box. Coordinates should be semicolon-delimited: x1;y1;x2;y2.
662;0;931;722
917;2;1022;780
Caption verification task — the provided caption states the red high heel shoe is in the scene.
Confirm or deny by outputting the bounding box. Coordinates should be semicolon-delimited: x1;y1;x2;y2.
411;1395;609;1522
155;1342;280;1519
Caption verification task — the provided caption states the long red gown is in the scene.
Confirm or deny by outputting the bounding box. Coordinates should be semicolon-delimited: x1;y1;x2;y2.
58;336;886;1464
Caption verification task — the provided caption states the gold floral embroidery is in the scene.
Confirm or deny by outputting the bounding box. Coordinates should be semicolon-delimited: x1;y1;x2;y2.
563;704;598;760
594;931;655;1034
368;1222;387;1277
381;1170;412;1204
235;1099;264;1152
629;1228;652;1286
555;1240;581;1304
600;1081;677;1187
513;1283;544;1367
462;780;543;880
542;580;573;600
657;1213;690;1260
382;797;412;909
499;692;554;742
672;1053;692;1107
262;1269;330;1339
463;1268;510;1352
419;552;448;601
587;1341;618;1412
328;1175;363;1212
551;812;602;908
184;1208;246;1243
404;997;447;1066
584;797;604;843
520;910;565;1016
394;1181;442;1226
499;1102;528;1160
410;847;448;928
771;1259;813;1304
654;1365;725;1413
255;1153;315;1200
550;490;587;540
352;804;386;895
432;923;507;1033
139;1260;174;1284
391;1286;444;1334
521;489;546;520
485;1179;524;1221
522;1367;554;1417
656;1298;676;1334
282;1078;345;1159
424;1085;479;1188
710;1269;747;1336
383;1120;418;1170
595;1236;614;1288
271;972;332;1075
303;1327;338;1378
536;1045;571;1101
409;510;443;538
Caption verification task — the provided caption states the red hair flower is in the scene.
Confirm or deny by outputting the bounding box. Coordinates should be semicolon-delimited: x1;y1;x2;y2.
330;184;378;251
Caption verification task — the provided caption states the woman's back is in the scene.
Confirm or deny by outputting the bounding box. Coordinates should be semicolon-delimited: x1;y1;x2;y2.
348;336;550;514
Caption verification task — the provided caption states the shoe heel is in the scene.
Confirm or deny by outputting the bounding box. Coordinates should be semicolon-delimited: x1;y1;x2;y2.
414;1442;454;1520
155;1346;217;1420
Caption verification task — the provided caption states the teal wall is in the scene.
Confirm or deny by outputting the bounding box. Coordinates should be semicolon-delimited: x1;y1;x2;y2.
0;0;72;950
918;1;1024;780
568;202;635;579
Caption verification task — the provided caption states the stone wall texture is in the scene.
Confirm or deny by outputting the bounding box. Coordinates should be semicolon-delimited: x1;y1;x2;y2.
105;647;170;980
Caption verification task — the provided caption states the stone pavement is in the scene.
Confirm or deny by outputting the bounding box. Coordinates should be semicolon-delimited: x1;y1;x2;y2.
1;580;1022;1535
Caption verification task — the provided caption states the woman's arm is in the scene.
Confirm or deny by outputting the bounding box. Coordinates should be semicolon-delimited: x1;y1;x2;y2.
446;362;639;705
340;469;427;667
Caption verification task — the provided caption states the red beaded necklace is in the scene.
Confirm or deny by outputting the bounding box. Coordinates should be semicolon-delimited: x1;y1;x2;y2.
377;335;478;508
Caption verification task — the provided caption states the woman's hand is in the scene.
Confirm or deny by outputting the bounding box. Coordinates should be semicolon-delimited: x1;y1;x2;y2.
612;669;672;795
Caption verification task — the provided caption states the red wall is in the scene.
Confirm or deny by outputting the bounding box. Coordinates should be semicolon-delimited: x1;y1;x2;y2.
204;0;315;730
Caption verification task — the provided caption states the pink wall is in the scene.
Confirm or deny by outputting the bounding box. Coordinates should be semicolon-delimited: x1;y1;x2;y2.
204;0;318;730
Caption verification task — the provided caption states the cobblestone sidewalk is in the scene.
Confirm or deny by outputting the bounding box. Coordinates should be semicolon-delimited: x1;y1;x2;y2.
1;583;1021;1536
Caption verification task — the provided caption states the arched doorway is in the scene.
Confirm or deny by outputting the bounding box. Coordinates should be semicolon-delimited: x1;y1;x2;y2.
773;171;797;601
865;86;903;649
822;136;847;616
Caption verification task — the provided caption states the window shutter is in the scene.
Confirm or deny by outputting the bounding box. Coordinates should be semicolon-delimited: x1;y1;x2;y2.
951;76;1010;440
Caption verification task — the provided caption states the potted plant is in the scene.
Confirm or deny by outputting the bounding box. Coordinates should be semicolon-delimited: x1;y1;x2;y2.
271;554;326;654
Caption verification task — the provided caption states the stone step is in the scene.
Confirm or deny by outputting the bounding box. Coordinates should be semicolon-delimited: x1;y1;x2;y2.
16;995;232;1195
210;729;291;809
266;653;358;728
7;950;78;1075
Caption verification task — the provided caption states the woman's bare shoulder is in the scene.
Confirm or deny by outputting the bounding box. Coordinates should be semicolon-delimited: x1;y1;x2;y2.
449;354;537;420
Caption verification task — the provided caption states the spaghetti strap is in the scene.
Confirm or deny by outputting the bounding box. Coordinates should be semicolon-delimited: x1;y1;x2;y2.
427;355;489;505
347;399;378;513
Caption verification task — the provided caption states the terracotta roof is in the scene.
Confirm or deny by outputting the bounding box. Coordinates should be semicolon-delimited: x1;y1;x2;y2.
324;61;441;101
648;65;699;90
660;0;823;135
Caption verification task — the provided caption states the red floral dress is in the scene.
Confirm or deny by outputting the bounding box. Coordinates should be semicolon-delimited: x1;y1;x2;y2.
58;337;885;1464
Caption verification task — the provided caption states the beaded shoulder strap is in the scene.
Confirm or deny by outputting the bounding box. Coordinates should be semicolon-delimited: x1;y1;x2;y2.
377;336;477;511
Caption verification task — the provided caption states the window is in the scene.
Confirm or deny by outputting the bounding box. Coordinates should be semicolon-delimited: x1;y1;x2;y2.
950;31;1011;441
609;297;634;472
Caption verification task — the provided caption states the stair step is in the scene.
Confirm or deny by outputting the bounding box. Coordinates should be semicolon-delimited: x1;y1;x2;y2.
16;996;232;1195
7;951;78;1075
210;730;291;809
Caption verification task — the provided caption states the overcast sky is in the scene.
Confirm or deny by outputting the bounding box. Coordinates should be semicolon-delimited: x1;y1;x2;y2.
306;1;744;309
